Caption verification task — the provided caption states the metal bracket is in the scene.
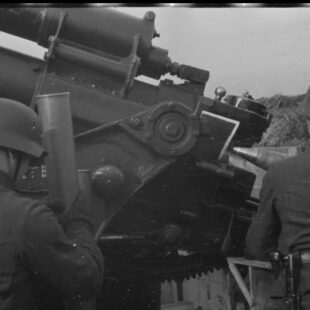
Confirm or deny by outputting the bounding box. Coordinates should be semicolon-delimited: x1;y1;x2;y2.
30;11;67;108
119;35;141;98
227;257;272;309
120;101;200;157
44;11;67;61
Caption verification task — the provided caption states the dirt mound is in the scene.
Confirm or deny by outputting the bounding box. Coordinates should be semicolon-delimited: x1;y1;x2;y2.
257;93;309;149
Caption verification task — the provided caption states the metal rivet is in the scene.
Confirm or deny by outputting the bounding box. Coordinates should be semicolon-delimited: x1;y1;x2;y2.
168;102;175;109
147;115;155;122
144;132;152;139
130;118;142;128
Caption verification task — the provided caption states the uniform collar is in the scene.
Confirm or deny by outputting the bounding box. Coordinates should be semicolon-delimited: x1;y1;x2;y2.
0;171;14;189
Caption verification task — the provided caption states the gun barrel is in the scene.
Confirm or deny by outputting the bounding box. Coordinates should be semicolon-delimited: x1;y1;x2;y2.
0;8;175;79
0;8;155;58
0;8;209;83
0;46;41;105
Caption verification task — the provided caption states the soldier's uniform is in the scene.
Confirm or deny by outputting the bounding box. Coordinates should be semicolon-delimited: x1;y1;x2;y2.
0;171;104;309
245;151;310;309
245;87;310;310
0;98;104;309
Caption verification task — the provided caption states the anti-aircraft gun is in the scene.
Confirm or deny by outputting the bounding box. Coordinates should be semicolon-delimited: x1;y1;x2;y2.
0;8;271;310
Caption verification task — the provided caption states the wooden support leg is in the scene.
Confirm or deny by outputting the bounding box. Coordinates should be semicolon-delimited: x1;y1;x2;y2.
227;257;273;310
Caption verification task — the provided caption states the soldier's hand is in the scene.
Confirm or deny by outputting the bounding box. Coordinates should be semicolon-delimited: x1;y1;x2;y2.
42;197;66;215
59;191;95;233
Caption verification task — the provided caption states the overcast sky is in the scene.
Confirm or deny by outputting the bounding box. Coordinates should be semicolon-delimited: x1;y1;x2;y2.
0;6;309;98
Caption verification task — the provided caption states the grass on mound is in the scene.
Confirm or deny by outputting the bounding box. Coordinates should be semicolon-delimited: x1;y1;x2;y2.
257;93;309;149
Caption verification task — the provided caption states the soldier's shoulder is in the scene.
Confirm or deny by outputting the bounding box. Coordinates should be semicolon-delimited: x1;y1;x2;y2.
10;190;41;205
271;151;310;172
0;190;52;233
8;190;50;215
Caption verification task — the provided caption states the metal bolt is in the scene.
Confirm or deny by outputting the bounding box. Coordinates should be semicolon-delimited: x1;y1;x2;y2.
130;118;141;128
48;36;54;45
165;122;180;136
147;115;155;122
144;11;156;21
168;102;175;109
214;86;227;102
144;132;152;139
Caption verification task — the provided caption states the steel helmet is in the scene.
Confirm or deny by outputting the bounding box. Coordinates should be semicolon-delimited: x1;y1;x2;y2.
0;98;45;157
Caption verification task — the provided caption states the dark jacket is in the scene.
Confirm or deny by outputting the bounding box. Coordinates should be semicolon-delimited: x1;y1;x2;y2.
245;151;310;306
246;151;310;259
0;171;104;310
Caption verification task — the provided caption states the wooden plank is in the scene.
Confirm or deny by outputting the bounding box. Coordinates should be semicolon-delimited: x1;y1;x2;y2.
161;280;178;304
182;270;232;310
227;257;276;310
227;257;272;269
228;261;254;307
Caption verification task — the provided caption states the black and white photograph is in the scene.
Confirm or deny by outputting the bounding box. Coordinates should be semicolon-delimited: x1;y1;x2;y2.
0;3;310;310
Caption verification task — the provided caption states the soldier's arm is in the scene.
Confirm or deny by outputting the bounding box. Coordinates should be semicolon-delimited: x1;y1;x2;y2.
245;165;281;260
21;200;104;300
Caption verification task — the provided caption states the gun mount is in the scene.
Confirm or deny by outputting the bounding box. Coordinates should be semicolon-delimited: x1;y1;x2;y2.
0;8;209;96
0;7;271;310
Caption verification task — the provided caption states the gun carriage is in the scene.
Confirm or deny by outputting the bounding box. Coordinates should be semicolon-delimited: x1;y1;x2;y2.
0;8;271;309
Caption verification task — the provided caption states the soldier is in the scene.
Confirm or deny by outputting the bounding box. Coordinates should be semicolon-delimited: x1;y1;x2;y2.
245;86;310;309
0;98;104;309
